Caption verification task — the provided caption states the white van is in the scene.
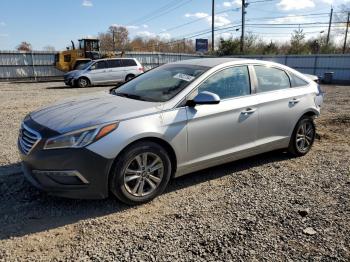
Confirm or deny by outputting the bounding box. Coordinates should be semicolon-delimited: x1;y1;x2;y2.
64;58;144;87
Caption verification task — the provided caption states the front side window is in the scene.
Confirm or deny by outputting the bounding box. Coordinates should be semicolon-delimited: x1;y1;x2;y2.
198;66;251;99
113;64;209;102
254;65;290;93
90;61;107;70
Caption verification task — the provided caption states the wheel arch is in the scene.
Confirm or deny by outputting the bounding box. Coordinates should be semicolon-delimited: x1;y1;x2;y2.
125;73;135;81
78;75;91;85
288;109;318;138
108;136;178;181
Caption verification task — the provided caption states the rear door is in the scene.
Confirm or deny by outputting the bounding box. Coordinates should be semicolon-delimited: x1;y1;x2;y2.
184;65;259;171
88;60;108;83
252;65;309;150
122;59;139;78
107;59;124;82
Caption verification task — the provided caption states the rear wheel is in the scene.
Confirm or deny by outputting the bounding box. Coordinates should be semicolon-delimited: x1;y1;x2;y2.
288;116;316;156
125;74;135;82
77;77;90;88
109;141;172;205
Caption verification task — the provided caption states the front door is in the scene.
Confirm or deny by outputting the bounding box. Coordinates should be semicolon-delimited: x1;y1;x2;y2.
184;66;259;172
88;60;108;83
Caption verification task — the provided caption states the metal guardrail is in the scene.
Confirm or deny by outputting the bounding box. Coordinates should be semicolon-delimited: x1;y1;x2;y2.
0;51;349;82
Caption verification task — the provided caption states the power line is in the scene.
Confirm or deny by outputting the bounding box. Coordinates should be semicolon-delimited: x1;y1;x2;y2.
126;0;182;25
247;30;328;35
126;0;192;26
139;0;194;25
246;12;330;22
247;0;277;4
160;9;238;34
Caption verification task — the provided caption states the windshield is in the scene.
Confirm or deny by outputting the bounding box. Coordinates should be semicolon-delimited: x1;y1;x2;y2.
112;64;209;102
77;61;94;70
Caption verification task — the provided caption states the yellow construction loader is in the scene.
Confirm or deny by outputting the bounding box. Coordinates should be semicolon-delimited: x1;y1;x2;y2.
55;38;101;72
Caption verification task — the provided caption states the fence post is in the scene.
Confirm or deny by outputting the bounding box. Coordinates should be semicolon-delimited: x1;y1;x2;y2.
313;55;318;75
31;51;37;81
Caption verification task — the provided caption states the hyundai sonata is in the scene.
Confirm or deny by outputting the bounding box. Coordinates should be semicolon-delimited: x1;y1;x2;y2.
18;58;323;204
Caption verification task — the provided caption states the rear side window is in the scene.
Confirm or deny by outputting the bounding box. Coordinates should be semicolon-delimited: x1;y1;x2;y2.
254;65;291;93
289;73;309;87
122;59;137;67
108;59;122;68
198;66;251;99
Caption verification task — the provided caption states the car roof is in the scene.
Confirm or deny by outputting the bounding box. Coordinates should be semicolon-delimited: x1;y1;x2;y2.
171;57;259;67
96;58;136;61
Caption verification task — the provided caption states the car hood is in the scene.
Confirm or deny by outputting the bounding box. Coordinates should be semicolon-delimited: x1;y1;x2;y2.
30;91;163;134
64;70;81;77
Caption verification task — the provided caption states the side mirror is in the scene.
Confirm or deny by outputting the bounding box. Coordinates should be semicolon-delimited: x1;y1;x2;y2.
188;91;220;106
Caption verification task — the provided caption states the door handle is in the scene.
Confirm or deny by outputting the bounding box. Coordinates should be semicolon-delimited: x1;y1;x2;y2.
289;98;301;104
241;108;256;115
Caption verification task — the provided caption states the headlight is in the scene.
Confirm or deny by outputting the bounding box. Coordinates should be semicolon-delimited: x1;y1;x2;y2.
44;123;118;150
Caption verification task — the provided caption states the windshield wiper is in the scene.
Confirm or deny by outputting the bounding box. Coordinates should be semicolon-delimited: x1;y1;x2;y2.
115;92;152;102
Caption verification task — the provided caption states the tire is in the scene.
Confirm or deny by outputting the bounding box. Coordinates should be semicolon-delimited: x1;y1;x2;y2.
109;141;172;205
125;74;135;82
77;77;90;88
288;116;316;157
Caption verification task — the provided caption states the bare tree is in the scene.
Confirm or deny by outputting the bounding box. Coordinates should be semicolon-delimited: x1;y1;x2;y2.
98;26;130;52
16;41;32;51
108;25;129;51
98;32;114;51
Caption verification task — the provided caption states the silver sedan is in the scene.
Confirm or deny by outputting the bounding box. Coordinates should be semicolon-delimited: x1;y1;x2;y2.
18;58;323;204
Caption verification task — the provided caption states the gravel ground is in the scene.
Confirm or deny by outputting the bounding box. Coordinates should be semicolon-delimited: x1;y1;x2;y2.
0;82;349;261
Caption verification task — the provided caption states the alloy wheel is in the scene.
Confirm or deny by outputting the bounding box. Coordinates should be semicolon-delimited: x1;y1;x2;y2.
123;152;164;197
296;121;314;153
79;78;88;88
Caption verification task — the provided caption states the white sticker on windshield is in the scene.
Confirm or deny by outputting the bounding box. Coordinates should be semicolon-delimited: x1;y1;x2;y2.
173;73;195;82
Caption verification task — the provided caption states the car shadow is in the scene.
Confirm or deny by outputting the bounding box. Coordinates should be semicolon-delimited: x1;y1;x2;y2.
0;150;291;240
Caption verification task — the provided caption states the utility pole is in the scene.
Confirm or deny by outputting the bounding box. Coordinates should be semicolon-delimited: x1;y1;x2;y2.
240;0;247;53
343;12;350;54
212;0;215;52
326;7;333;45
112;30;116;51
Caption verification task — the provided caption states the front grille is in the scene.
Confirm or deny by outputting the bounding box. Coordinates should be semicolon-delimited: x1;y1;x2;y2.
19;123;41;155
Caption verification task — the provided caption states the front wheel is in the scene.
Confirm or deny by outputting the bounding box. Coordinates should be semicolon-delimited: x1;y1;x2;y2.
288;116;316;156
109;141;172;205
77;77;90;88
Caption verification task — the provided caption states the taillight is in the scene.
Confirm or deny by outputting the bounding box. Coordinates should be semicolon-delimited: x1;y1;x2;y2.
138;67;144;72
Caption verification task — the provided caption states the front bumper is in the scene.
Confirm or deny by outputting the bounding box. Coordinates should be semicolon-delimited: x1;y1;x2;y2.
64;77;75;86
19;117;114;199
